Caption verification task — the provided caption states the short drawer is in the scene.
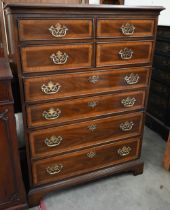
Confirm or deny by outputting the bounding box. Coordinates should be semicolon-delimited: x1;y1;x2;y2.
26;91;145;128
32;137;140;185
21;43;93;73
97;19;155;38
24;67;150;102
29;112;143;159
96;41;153;67
19;19;93;41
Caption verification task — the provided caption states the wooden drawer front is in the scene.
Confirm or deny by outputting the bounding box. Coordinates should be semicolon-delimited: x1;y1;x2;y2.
27;91;145;128
32;137;140;185
24;67;149;102
97;19;155;38
29;112;143;159
97;41;153;67
19;19;93;41
21;44;93;73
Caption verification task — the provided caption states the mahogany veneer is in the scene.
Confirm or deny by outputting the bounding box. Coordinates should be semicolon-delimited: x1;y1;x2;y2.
97;19;155;38
97;41;153;67
21;43;93;72
26;96;144;128
29;112;143;159
24;67;149;102
4;3;164;207
32;137;140;186
19;19;93;41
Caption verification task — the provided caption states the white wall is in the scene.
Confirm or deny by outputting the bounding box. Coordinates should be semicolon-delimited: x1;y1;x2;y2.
124;0;169;26
89;0;169;26
89;0;100;4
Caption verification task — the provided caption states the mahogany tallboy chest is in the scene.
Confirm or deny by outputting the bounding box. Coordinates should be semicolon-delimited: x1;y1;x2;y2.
4;3;164;207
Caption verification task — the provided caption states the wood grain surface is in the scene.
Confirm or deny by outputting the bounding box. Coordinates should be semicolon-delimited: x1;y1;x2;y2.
24;67;150;102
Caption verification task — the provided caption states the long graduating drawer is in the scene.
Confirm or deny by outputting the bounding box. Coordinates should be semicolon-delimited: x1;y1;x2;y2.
24;67;150;102
26;91;145;128
21;43;93;73
32;137;140;185
96;41;153;67
29;112;143;159
97;19;155;38
19;19;93;41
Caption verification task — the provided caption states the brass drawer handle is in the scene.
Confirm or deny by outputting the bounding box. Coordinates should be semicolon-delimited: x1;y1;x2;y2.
120;121;134;131
42;108;61;120
88;101;97;108
50;51;69;65
117;146;132;156
119;48;133;60
87;151;96;158
89;75;100;84
124;73;140;85
41;81;61;95
88;124;97;131
49;23;68;37
44;135;63;147
121;97;136;107
46;164;63;175
121;23;135;36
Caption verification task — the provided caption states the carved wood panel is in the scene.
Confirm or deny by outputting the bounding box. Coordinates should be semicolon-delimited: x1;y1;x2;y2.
0;108;19;206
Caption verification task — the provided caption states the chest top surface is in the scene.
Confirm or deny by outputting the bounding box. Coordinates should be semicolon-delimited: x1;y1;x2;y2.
4;3;164;14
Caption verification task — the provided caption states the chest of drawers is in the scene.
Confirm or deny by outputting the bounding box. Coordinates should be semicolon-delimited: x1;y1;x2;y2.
4;3;163;207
